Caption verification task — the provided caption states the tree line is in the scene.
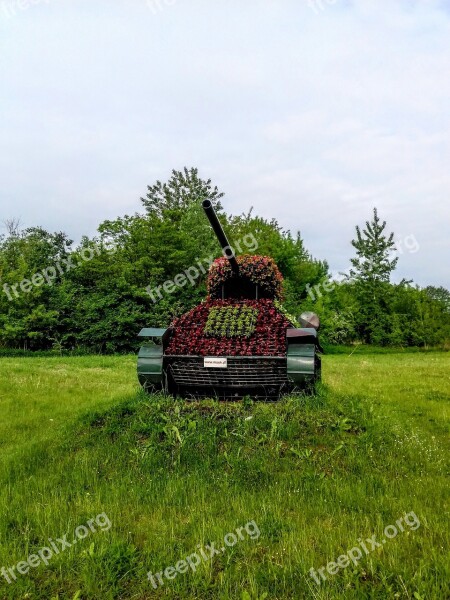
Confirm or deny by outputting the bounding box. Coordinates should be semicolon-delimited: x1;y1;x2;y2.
0;168;448;353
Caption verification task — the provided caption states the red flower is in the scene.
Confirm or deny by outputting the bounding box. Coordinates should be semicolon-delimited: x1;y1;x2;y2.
165;299;290;357
207;255;284;301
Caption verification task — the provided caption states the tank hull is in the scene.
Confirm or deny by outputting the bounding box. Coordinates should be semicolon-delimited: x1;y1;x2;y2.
137;344;321;399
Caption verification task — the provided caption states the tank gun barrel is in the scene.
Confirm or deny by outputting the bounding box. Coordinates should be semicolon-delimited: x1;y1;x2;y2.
202;199;239;275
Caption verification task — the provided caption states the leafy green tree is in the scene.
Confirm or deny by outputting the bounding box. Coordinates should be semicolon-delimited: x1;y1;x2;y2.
424;286;450;312
299;279;359;346
141;166;224;217
0;226;72;350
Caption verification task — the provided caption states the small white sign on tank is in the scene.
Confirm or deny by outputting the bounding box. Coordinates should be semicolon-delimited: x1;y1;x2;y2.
204;357;228;368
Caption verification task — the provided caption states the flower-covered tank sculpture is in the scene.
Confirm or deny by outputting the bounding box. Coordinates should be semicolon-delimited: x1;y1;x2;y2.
137;200;322;399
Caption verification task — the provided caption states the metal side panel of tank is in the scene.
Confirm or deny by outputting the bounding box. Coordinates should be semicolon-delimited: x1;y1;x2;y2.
137;345;164;390
286;342;318;385
137;328;168;391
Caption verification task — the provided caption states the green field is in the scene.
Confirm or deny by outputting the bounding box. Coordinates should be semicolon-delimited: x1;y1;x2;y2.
0;353;449;599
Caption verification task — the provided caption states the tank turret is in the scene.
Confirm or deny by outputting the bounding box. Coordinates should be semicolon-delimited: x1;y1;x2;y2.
202;200;283;301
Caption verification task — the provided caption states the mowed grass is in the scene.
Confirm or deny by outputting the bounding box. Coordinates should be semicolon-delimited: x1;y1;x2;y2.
0;356;136;456
0;353;448;599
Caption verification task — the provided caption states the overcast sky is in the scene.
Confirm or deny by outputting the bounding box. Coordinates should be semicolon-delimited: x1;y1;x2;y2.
1;0;449;287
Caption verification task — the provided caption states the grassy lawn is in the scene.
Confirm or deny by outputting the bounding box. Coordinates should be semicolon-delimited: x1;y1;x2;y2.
0;353;448;599
0;356;136;456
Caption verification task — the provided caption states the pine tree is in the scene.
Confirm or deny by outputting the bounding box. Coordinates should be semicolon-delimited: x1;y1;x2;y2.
348;208;398;344
348;208;398;283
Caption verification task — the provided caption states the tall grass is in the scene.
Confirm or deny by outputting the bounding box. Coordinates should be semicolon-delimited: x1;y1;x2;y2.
0;354;448;599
